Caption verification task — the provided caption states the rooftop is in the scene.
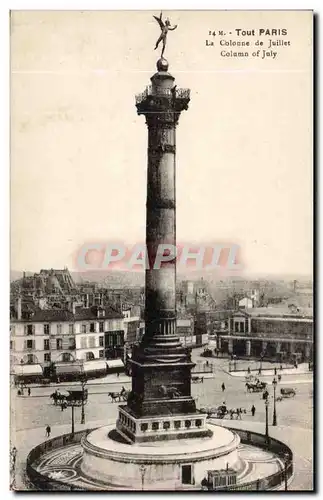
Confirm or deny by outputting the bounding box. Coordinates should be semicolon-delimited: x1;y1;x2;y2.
243;306;313;319
11;305;123;323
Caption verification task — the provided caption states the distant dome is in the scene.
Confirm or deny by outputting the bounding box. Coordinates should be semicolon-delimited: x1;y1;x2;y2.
156;58;169;72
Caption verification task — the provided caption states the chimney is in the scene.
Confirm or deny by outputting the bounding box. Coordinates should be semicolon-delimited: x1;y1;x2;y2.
16;296;22;320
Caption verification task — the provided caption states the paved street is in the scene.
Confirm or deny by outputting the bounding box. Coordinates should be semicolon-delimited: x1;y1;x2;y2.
10;347;313;490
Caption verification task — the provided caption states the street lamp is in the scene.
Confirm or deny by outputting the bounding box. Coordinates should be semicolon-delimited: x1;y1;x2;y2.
265;397;269;446
272;378;277;426
80;364;87;425
139;464;146;491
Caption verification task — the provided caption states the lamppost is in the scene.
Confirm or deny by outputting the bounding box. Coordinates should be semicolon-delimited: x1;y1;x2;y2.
139;464;146;491
272;378;277;426
284;453;289;491
80;364;87;425
71;404;75;436
265;397;269;446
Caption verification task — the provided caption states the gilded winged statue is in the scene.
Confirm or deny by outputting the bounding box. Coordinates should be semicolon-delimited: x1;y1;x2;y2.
153;12;178;59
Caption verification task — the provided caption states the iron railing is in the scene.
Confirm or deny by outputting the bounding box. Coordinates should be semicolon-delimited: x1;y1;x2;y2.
135;85;190;105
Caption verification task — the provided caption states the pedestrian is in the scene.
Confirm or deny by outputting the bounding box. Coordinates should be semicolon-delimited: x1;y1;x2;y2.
251;405;256;417
117;371;120;378
274;367;277;376
221;383;225;392
280;364;283;371
278;374;281;382
61;403;65;411
21;388;24;396
230;409;233;420
11;447;17;467
28;387;31;396
247;366;251;374
45;425;51;438
258;368;261;375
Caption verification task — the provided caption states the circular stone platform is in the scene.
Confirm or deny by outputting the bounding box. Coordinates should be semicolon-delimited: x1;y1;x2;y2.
29;433;285;491
81;422;240;490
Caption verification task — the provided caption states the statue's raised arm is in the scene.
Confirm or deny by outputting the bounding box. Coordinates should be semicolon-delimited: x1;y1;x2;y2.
153;12;164;29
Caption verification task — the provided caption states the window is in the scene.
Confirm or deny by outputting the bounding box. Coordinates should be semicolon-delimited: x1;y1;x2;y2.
68;337;75;350
99;349;104;358
81;337;87;349
174;421;181;429
195;419;202;427
10;340;14;350
86;352;95;361
69;324;74;334
57;324;62;335
44;353;51;362
82;324;87;334
11;325;16;335
27;354;34;364
163;421;170;430
26;339;33;349
141;423;148;432
56;338;62;350
152;422;159;431
90;323;95;333
44;324;50;335
185;420;191;429
99;322;104;333
26;324;33;335
88;337;95;348
62;353;71;362
44;339;50;350
99;336;104;347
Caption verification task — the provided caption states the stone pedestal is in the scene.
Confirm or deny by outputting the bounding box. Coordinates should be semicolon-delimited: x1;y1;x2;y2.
81;422;240;490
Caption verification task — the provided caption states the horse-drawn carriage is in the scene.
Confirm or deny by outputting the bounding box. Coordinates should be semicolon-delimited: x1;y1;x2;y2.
199;405;245;420
50;389;88;406
199;406;227;419
201;348;213;358
276;387;296;401
245;381;267;393
108;389;130;403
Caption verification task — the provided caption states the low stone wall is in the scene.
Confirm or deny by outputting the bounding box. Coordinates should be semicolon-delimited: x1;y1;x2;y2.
26;425;293;491
207;427;293;491
26;429;96;491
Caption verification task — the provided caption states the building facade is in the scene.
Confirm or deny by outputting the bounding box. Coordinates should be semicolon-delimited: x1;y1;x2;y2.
216;306;313;362
10;301;124;380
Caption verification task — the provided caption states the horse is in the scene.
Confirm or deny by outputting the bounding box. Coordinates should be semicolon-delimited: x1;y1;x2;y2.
159;385;181;398
108;392;122;403
50;392;66;405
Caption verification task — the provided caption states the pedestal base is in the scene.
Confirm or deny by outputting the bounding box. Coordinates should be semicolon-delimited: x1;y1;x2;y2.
116;405;210;443
81;422;240;490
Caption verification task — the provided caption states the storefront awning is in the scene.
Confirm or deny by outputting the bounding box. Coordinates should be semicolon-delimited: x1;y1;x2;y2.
83;361;106;372
106;359;124;369
13;364;43;376
55;363;83;375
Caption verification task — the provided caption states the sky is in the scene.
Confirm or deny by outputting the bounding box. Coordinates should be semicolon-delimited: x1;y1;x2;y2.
10;10;313;277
